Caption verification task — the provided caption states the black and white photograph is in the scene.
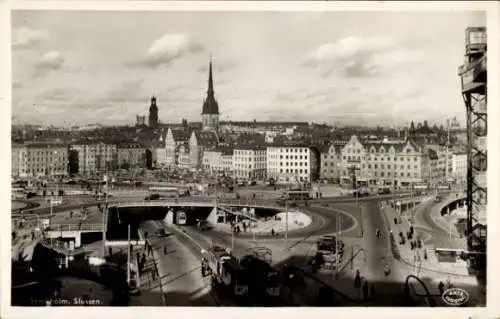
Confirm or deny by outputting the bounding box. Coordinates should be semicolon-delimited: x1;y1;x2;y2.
2;1;498;316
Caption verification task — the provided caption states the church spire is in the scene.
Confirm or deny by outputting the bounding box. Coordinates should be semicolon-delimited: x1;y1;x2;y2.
207;54;214;97
202;54;219;115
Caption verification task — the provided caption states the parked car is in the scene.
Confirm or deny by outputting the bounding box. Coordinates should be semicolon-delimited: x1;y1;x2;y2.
377;188;391;195
145;194;161;201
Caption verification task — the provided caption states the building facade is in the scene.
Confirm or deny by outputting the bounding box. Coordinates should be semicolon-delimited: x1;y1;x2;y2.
72;141;117;176
452;152;467;184
266;144;318;184
233;146;267;181
189;130;218;170
338;135;433;188
320;144;342;183
12;142;68;178
177;143;190;169
117;142;145;169
203;147;233;176
165;128;190;168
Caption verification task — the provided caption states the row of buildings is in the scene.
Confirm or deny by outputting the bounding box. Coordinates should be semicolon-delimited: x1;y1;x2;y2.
11;132;467;187
11;58;467;187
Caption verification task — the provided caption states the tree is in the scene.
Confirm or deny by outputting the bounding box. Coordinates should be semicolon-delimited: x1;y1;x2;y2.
417;122;423;129
423;120;429;128
410;121;415;132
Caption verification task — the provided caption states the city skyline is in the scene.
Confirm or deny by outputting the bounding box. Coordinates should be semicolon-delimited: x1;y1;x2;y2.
12;10;485;127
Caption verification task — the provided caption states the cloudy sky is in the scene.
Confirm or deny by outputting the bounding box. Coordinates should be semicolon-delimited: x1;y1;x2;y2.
12;10;485;127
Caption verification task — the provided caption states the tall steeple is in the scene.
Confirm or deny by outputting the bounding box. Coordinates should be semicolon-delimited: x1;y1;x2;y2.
201;54;220;131
207;54;214;98
149;96;159;128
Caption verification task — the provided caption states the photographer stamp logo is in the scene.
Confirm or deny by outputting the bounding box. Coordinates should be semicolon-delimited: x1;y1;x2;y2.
441;287;470;306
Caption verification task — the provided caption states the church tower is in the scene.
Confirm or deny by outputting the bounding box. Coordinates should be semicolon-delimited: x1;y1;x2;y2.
149;96;159;128
201;56;220;131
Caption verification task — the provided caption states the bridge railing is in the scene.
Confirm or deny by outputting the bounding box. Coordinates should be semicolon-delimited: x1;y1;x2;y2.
47;223;103;232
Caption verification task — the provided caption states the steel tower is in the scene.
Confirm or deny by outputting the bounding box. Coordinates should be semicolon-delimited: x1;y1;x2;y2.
458;27;487;270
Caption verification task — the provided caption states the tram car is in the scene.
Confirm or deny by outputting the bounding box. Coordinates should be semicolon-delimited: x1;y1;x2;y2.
201;246;249;299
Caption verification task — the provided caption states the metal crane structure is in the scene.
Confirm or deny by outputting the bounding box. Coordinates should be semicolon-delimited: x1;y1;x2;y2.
458;26;487;271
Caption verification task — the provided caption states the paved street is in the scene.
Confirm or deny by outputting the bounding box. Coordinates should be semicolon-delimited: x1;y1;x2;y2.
139;221;217;306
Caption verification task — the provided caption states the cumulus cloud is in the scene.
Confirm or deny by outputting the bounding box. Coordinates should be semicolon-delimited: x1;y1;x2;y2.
130;33;204;68
12;27;48;49
303;36;422;78
35;51;65;71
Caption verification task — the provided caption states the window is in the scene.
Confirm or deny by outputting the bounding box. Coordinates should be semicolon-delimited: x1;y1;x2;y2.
388;164;391;169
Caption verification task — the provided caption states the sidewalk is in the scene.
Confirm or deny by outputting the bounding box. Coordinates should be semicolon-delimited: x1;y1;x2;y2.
383;200;473;278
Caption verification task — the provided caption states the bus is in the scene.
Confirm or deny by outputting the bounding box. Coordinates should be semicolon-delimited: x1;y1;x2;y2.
281;190;311;201
176;211;187;225
148;186;181;198
12;187;26;199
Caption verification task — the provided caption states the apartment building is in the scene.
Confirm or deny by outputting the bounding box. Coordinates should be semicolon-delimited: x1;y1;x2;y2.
266;143;318;184
71;141;117;176
165;128;190;168
452;152;467;183
339;135;430;188
117;142;145;169
233;145;266;181
319;143;342;183
12;142;68;178
203;147;233;176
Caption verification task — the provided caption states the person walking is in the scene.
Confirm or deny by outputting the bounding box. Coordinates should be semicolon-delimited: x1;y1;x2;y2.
362;281;369;300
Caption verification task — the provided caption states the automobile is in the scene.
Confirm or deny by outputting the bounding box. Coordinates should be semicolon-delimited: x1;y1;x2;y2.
145;193;161;200
250;180;257;186
377;188;391;195
25;192;37;199
353;190;370;198
197;219;213;231
155;228;169;238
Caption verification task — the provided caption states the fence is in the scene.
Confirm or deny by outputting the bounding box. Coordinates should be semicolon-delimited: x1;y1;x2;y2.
47;223;104;232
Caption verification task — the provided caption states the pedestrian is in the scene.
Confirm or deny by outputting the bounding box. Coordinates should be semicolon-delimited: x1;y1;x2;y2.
163;245;167;255
362;281;369;300
438;281;445;295
242;222;247;232
394;217;397;225
354;270;361;288
271;228;275;237
370;284;376;299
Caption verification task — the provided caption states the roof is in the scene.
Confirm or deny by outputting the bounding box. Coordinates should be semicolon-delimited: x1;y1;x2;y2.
117;142;145;149
360;138;421;153
22;142;68;149
194;130;218;146
171;129;189;141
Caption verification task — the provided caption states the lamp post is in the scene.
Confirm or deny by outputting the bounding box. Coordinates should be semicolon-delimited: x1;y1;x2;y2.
127;224;131;285
285;198;288;248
